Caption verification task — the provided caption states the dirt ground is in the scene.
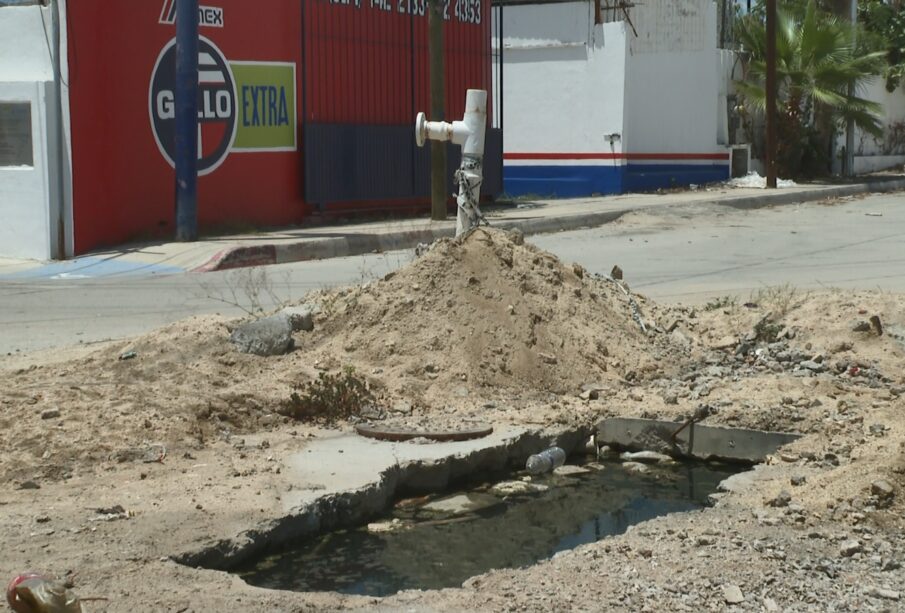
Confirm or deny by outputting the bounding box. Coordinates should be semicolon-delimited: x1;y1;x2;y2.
1;228;903;612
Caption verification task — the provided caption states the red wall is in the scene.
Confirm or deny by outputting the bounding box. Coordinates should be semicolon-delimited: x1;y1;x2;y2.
67;0;492;254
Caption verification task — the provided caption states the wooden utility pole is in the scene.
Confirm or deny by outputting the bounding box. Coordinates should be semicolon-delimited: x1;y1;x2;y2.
428;0;447;220
765;0;778;188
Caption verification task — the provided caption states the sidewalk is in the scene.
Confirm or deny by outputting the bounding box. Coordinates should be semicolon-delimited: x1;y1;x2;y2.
2;175;903;279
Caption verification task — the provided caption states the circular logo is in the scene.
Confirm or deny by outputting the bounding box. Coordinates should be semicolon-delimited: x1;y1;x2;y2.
149;36;237;175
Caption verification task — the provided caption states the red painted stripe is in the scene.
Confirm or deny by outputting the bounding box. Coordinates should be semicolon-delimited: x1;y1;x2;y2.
504;152;730;161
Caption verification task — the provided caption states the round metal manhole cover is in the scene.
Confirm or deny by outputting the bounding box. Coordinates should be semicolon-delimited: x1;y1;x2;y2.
355;423;493;442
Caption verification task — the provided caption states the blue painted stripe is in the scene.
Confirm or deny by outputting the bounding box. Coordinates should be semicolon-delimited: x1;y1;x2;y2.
0;257;184;280
503;164;729;198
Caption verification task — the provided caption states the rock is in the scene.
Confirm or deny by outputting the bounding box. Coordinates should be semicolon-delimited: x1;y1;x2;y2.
281;305;317;332
665;319;681;333
870;315;883;336
40;408;61;420
852;320;872;332
670;329;691;346
553;465;591;477
489;481;550;497
538;352;558;365
839;540;863;557
367;519;405;533
830;341;853;353
709;335;738;350
790;475;806;486
620;451;672;464
621;461;649;474
611;265;623;280
229;313;294;356
579;389;599;401
722;584;745;605
391;401;413;415
779;452;799;462
865;587;900;601
422;493;503;516
763;597;779;612
799;360;825;372
17;480;41;490
871;479;895;499
767;490;792;508
663;393;679;405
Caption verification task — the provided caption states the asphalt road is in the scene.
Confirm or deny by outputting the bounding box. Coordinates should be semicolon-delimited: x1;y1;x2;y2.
1;192;903;355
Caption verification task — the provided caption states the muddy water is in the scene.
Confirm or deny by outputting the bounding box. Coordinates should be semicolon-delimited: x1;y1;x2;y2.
238;460;740;596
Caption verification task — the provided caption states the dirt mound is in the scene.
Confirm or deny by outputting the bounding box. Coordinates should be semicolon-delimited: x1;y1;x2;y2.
299;228;675;404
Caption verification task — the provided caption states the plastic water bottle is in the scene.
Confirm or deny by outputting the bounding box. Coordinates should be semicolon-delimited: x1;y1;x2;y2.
525;447;566;475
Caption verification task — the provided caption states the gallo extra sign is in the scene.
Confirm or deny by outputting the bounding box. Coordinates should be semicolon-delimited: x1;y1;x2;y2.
149;36;296;175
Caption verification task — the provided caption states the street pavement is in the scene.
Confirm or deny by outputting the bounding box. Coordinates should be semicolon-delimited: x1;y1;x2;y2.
0;188;903;356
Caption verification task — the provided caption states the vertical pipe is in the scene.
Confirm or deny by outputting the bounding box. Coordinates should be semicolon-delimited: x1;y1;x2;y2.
51;0;66;259
429;0;447;220
765;0;777;188
175;0;199;241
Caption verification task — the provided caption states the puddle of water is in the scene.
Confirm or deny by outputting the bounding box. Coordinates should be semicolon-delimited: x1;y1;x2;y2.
237;460;740;596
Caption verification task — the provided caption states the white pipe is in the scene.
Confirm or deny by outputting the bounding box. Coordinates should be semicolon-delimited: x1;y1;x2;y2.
415;89;487;237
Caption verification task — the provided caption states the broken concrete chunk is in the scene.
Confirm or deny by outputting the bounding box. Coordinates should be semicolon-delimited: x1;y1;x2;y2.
620;451;672;464
722;584;745;605
422;493;503;516
621;461;649;474
281;305;317;332
767;490;792;508
871;479;895;499
709;335;738;350
490;481;549;497
852;320;872;332
229;313;294;356
839;540;863;557
553;465;591;477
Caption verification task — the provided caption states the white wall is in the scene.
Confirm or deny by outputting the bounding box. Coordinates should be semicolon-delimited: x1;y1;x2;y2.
0;81;58;260
622;0;722;154
500;3;627;155
0;5;61;260
852;77;905;173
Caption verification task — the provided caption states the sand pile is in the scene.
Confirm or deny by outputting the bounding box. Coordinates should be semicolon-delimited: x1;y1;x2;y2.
300;228;676;403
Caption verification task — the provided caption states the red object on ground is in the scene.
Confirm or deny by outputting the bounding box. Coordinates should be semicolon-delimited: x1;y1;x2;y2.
6;574;83;613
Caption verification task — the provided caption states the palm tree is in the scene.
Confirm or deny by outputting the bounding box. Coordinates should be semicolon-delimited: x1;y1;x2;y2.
735;0;885;177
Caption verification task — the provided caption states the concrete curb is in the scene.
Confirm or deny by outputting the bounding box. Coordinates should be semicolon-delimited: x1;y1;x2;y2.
194;178;905;272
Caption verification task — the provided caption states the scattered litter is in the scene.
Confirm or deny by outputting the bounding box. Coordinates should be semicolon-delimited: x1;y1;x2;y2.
865;212;883;217
118;351;137;361
726;172;797;189
89;504;135;522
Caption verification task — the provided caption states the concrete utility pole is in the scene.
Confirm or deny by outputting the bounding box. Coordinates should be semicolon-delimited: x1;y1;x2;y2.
175;0;199;241
428;0;447;221
765;0;778;188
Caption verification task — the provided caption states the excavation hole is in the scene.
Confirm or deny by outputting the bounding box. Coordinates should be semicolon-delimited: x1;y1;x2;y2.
235;458;742;596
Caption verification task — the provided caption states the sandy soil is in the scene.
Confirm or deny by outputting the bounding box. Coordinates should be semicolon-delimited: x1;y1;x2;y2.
1;228;903;612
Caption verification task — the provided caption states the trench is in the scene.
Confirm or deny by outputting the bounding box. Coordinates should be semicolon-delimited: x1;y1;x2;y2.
235;457;740;596
177;419;798;597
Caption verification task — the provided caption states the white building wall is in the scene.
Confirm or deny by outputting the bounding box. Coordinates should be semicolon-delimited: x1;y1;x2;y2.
622;0;722;154
852;78;905;173
500;2;627;156
0;5;60;260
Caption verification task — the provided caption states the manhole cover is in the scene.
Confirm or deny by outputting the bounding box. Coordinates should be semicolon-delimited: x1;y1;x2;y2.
355;423;493;442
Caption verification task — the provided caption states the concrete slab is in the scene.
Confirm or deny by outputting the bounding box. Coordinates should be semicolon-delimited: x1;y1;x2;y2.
422;492;503;515
597;418;800;463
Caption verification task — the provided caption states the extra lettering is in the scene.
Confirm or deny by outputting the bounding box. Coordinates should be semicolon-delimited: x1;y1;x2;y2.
241;85;290;128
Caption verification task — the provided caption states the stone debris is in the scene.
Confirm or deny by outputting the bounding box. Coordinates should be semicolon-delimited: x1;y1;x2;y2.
422;493;503;516
619;451;673;464
281;304;317;332
870;479;895;497
229;313;294;356
722;584;745;605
